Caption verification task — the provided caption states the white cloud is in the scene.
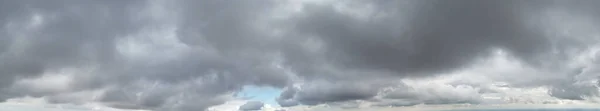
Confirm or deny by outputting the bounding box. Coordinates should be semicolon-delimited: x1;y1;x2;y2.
0;96;148;111
11;68;75;94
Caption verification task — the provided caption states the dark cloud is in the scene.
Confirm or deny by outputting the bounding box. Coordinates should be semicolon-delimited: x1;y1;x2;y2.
0;0;143;97
285;0;550;78
0;0;285;110
1;0;600;110
294;81;394;105
239;101;264;111
274;0;600;107
276;79;400;106
276;87;300;107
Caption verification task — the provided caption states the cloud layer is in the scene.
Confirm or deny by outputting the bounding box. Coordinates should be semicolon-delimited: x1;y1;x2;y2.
1;0;600;111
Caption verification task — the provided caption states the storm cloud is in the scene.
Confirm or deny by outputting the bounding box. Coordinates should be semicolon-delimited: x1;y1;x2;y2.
1;0;600;111
0;0;285;110
274;0;600;107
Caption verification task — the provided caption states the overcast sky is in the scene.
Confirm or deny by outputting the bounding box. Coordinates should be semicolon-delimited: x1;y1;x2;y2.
1;0;600;111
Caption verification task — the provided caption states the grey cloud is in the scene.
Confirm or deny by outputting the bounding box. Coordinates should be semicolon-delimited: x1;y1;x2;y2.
275;0;600;107
326;101;363;109
293;82;384;105
176;0;277;50
2;0;600;110
239;101;264;111
0;0;143;96
375;85;482;107
549;84;599;100
276;87;300;107
382;90;420;100
0;0;287;111
275;0;505;106
548;68;600;100
277;80;397;106
371;101;420;107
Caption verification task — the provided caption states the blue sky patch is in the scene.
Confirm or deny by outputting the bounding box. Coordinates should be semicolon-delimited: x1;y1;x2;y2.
238;85;283;106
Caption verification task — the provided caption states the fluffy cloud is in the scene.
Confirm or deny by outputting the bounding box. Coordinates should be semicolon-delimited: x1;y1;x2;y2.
1;0;600;111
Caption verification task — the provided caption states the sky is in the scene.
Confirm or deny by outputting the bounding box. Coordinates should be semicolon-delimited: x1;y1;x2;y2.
238;86;281;106
1;0;600;111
